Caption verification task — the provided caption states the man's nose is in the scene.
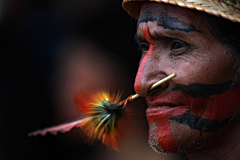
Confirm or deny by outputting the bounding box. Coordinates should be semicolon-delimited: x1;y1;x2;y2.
134;26;169;97
134;26;172;97
134;56;169;97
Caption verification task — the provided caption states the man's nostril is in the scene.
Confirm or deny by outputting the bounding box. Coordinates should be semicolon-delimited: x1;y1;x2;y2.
140;73;177;97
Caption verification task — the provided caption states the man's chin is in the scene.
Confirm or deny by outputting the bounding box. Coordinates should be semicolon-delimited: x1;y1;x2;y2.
147;121;179;154
147;122;178;154
148;132;201;155
148;121;166;154
147;121;208;154
148;136;167;154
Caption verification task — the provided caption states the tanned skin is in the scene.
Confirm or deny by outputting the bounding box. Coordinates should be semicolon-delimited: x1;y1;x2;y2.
135;2;240;160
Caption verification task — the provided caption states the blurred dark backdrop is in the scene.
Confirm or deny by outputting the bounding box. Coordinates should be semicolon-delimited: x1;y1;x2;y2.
0;0;184;160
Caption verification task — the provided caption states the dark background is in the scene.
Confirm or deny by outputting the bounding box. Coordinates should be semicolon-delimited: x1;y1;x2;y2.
0;0;184;159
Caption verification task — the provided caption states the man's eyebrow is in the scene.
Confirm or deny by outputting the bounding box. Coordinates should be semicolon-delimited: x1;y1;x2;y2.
137;10;202;33
159;13;202;33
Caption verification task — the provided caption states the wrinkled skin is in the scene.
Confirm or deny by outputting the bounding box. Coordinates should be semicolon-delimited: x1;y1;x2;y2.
135;2;240;159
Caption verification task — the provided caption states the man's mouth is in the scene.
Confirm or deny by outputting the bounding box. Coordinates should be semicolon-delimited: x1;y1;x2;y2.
146;92;190;116
147;103;181;111
146;104;187;114
148;103;181;108
145;92;190;115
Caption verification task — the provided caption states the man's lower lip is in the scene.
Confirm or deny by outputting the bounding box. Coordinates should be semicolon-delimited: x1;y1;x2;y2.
146;105;188;115
147;105;180;110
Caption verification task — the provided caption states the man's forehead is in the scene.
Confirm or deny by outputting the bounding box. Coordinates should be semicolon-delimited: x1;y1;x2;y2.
139;2;202;22
138;3;203;33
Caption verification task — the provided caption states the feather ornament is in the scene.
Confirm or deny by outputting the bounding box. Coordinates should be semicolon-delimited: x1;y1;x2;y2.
28;90;130;151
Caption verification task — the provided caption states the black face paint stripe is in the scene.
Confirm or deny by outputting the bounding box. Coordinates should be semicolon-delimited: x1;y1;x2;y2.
137;9;202;33
138;10;157;26
172;81;233;98
158;14;201;33
169;110;229;134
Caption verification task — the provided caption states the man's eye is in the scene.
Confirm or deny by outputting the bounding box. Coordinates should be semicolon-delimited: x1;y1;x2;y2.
139;42;150;52
170;40;189;55
171;41;186;50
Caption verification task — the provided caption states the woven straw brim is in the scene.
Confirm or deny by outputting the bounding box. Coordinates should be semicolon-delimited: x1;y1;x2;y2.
122;0;240;23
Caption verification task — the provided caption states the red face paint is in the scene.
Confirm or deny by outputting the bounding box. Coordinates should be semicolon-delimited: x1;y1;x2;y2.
147;107;189;152
146;91;189;152
146;84;240;153
134;26;155;92
188;84;240;120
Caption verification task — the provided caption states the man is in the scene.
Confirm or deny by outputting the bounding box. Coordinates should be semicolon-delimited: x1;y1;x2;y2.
122;0;240;159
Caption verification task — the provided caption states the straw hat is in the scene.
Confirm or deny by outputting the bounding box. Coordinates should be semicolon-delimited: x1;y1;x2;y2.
122;0;240;23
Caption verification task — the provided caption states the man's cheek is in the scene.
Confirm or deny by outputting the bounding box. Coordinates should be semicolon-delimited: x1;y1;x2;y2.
172;82;240;121
169;85;240;135
188;84;240;120
147;84;240;153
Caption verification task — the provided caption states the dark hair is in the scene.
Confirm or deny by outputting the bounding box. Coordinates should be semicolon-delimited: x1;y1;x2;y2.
204;14;240;81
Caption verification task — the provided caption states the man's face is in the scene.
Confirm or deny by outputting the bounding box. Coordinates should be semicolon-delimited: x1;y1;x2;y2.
136;2;240;154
